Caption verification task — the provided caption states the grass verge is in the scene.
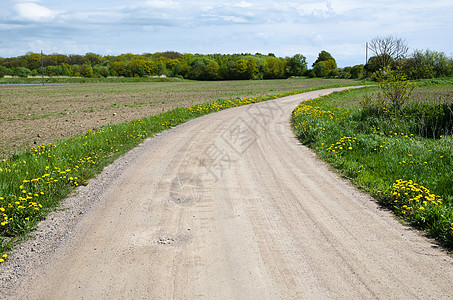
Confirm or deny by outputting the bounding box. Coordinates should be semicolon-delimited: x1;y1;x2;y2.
0;83;358;263
291;84;453;249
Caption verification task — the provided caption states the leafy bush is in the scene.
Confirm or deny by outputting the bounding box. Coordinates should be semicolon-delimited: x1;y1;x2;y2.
361;67;413;115
360;69;452;138
11;67;31;78
403;50;453;79
350;65;364;79
0;66;10;77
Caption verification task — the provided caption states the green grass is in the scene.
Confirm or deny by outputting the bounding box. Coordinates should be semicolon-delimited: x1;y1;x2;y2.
0;82;361;263
291;83;453;248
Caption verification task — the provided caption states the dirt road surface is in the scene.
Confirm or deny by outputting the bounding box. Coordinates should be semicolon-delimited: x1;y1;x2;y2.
3;88;453;299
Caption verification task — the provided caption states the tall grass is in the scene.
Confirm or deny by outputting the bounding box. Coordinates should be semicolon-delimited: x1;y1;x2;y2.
292;85;453;248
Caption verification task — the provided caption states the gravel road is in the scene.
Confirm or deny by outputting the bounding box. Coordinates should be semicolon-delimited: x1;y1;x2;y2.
2;87;453;299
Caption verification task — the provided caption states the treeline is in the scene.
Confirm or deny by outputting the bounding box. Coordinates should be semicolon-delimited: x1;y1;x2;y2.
0;52;309;80
365;49;453;79
0;49;452;80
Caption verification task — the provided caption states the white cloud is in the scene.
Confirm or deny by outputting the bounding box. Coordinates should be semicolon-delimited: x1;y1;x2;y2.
221;15;248;23
13;2;60;22
290;1;333;18
233;1;254;8
143;0;179;9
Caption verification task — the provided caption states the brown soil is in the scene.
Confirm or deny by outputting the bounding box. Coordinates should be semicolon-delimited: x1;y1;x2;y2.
0;79;353;158
0;82;225;157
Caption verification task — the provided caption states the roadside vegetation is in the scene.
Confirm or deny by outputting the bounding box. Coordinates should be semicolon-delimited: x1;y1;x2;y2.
0;82;360;263
292;74;453;248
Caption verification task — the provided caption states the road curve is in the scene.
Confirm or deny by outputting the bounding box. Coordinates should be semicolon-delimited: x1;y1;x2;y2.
5;88;453;299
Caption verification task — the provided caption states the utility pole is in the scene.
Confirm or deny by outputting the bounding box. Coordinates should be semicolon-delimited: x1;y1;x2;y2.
41;50;44;85
365;42;368;77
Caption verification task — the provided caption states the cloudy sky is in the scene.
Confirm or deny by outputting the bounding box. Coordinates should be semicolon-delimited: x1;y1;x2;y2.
1;0;452;67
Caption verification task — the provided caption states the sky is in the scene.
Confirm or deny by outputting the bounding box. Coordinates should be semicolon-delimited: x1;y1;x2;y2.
1;0;452;67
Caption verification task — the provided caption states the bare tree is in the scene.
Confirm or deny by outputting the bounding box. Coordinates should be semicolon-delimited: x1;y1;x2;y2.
367;36;409;70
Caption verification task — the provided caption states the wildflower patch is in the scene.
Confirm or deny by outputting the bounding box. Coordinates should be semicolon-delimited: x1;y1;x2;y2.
384;179;443;214
291;85;453;248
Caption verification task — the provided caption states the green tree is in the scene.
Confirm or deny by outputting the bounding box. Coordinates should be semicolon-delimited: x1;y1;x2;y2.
171;63;182;77
110;61;130;77
312;51;335;67
403;49;453;79
313;58;337;77
84;52;103;66
312;51;337;77
365;54;393;75
157;62;168;76
187;57;221;80
45;65;71;76
2;57;27;68
159;51;182;59
205;61;220;79
234;55;265;79
22;52;42;70
78;64;94;78
68;54;88;65
129;59;157;77
0;65;10;77
43;55;58;66
264;57;286;79
285;54;307;76
11;67;31;77
350;64;364;79
232;59;251;79
51;54;68;65
246;58;259;79
313;61;328;77
93;65;110;77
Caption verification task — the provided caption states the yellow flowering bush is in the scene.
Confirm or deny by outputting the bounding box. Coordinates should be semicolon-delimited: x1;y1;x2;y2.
379;179;453;245
385;179;443;214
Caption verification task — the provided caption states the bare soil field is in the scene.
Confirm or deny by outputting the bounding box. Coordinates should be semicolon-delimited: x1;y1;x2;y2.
0;78;354;157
